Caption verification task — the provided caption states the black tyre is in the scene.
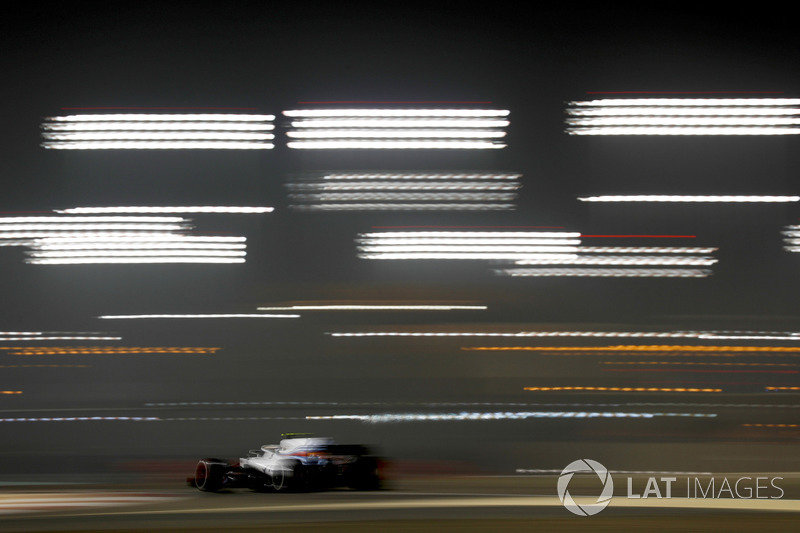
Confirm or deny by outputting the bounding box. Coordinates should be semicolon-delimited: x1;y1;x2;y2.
346;456;381;491
272;460;306;492
194;458;226;492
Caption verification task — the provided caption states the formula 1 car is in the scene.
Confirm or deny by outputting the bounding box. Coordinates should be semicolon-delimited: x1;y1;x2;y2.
190;434;381;492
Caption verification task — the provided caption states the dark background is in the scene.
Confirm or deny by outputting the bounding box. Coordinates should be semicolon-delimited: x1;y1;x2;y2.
0;2;798;478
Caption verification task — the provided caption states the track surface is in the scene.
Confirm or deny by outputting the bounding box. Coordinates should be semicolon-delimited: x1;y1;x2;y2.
2;476;800;532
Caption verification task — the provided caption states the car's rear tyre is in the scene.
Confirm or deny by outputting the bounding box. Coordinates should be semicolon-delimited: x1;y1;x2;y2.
347;456;381;490
195;458;226;492
272;460;306;492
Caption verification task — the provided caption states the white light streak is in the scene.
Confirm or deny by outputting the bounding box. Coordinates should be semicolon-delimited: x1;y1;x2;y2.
56;206;274;214
291;203;516;211
321;173;520;180
569;127;800;136
496;268;711;277
33;235;246;244
566;98;800;135
42;132;275;141
42;114;276;149
291;192;518;202
328;330;800;340
288;172;521;212
0;213;253;265
358;231;580;238
284;109;510;117
0;416;160;423
356;230;717;277
284;109;509;149
98;314;300;319
305;411;714;422
44;122;275;132
782;226;800;252
257;304;486;311
577;247;718;254
287;140;503;149
27;256;247;265
287;129;507;139
48;113;276;122
579;195;800;203
0;336;122;341
293;182;520;191
569;98;800;107
28;250;246;258
514;255;718;266
43;141;274;150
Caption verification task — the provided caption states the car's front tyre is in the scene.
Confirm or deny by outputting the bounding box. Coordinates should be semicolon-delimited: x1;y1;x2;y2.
194;458;226;492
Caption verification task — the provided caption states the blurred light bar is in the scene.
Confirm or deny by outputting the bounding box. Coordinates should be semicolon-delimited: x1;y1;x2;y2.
283;108;509;149
0;335;122;341
782;226;800;252
358;230;717;277
287;129;506;138
288;172;521;211
4;346;220;355
0;212;254;265
466;345;800;353
496;268;711;277
98;314;300;319
580;195;800;203
0;416;159;422
57;206;274;214
329;330;800;339
566;98;800;135
523;386;722;392
306;411;678;422
42;113;276;149
48;113;276;121
513;255;717;266
257;304;486;311
284;109;510;117
287;140;503;149
356;230;580;260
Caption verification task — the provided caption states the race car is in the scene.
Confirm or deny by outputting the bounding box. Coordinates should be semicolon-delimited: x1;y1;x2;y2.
191;434;382;492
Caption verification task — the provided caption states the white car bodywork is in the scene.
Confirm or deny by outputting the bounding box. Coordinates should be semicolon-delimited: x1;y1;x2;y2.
240;437;336;482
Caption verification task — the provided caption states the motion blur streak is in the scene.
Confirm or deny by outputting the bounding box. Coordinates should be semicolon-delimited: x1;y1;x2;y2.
0;391;22;395
496;268;712;277
57;206;275;214
331;330;800;340
283;109;510;117
0;492;184;514
0;336;122;341
41;113;276;149
257;304;486;311
283;108;509;149
0;212;256;265
0;364;90;368
566;97;800;135
523;386;722;392
602;361;799;367
0;417;159;423
286;171;522;211
98;314;300;319
743;424;800;428
304;411;716;422
464;345;800;353
0;346;220;355
580;195;800;203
